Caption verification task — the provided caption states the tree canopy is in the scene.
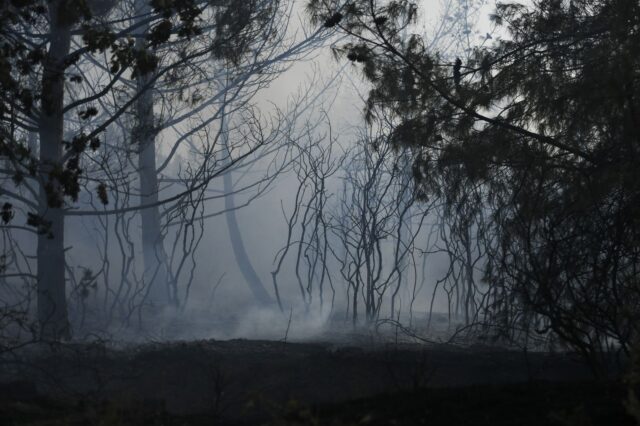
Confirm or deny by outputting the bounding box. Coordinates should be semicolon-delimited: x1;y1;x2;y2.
307;0;640;372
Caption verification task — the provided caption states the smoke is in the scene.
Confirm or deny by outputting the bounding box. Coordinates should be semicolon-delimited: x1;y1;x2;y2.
230;304;331;341
91;299;334;344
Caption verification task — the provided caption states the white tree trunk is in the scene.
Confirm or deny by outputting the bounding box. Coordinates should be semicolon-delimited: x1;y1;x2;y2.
37;1;71;339
135;0;170;305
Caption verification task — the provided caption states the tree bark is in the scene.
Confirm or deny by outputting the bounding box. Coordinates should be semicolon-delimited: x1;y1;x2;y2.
135;0;170;306
37;1;71;340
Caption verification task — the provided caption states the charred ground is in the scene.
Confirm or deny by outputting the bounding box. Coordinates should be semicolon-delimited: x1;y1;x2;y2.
0;337;632;425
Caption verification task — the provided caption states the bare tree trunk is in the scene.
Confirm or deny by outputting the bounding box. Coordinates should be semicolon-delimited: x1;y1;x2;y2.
221;118;273;305
223;171;274;305
37;1;71;340
135;0;170;305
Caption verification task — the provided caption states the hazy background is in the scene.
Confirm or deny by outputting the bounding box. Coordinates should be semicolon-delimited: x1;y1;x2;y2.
58;0;499;342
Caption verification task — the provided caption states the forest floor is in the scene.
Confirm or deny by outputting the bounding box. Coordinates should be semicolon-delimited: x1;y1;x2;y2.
0;332;635;425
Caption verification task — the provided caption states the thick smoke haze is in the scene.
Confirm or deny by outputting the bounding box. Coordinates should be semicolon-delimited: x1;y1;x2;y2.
2;1;635;424
140;1;495;339
0;0;497;344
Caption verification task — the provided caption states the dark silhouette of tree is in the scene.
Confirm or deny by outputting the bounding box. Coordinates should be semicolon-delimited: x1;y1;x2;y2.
307;0;640;373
